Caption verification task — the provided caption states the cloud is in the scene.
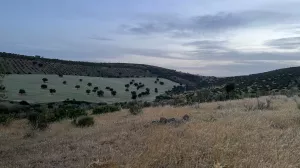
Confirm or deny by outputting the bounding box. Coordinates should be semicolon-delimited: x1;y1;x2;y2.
120;11;292;37
89;35;114;41
265;37;300;49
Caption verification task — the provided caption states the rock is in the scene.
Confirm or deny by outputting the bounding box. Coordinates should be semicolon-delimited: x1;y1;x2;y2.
151;120;159;124
182;114;190;121
159;117;167;124
167;118;176;123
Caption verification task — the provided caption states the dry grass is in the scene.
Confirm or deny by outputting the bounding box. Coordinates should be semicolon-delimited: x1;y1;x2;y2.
1;96;300;168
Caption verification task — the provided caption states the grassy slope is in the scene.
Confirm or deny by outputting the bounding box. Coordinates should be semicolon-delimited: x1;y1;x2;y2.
3;74;178;103
1;96;300;167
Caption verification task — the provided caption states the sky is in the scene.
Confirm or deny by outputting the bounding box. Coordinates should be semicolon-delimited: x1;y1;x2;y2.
1;0;300;77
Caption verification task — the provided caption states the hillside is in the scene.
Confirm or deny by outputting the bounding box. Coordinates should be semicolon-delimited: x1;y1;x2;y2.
1;52;300;94
2;96;300;167
0;52;211;89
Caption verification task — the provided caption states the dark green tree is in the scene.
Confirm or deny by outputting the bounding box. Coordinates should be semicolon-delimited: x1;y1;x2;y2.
49;88;56;95
19;89;26;95
42;78;48;83
75;85;80;89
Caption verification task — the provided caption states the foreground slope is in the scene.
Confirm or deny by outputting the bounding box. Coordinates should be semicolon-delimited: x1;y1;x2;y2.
1;96;300;168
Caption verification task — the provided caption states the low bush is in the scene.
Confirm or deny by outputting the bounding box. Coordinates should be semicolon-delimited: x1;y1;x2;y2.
129;102;143;115
93;105;121;114
0;114;13;126
49;106;87;122
73;116;94;127
27;112;48;130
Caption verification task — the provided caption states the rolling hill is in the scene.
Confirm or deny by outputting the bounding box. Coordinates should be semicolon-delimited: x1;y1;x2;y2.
1;51;300;96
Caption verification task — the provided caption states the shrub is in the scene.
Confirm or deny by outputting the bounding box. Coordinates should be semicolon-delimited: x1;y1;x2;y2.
63;81;67;84
86;89;91;95
42;78;48;83
125;88;129;92
48;106;87;122
19;89;26;95
58;74;63;77
27;112;48;130
143;101;151;107
294;98;300;110
93;105;121;114
41;84;47;89
75;85;80;89
79;79;83;82
125;84;130;88
159;81;164;85
155;88;158;93
93;86;99;90
74;116;94;127
19;100;30;105
0;114;13;126
129;102;143;115
48;103;54;109
49;88;56;94
87;82;92;87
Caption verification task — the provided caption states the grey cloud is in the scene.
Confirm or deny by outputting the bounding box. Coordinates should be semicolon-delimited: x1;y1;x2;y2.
89;35;114;41
121;11;292;37
177;61;298;77
181;39;300;60
265;37;300;49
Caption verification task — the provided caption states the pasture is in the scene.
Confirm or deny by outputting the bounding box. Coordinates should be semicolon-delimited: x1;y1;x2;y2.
2;74;178;103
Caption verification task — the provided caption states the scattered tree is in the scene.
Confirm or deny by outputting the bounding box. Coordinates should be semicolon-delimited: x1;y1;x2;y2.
58;74;63;77
19;89;26;95
63;81;67;85
75;85;80;90
97;90;104;97
79;79;82;82
111;90;117;96
49;88;56;95
125;88;129;92
87;82;92;87
42;78;48;83
86;89;91;95
131;94;137;100
125;84;130;88
155;88;158;93
93;86;99;90
159;81;164;85
41;84;47;89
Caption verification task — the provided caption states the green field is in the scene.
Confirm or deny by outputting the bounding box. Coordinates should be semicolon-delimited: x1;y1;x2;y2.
2;74;178;103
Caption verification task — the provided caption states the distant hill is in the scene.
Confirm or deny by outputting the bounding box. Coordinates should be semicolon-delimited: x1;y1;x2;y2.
1;52;300;93
0;52;212;90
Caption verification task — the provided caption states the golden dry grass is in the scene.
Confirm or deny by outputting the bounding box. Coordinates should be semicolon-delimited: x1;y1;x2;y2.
1;96;300;168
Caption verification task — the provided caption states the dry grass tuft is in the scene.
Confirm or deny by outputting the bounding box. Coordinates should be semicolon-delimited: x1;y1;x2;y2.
1;96;300;168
